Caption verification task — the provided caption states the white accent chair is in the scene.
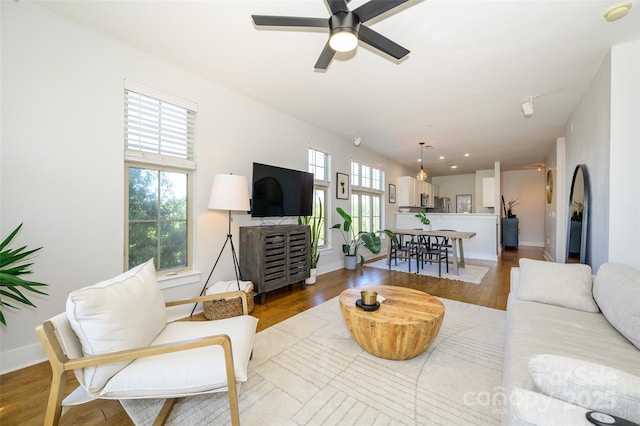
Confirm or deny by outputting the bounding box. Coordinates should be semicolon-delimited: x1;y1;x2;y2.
35;259;258;426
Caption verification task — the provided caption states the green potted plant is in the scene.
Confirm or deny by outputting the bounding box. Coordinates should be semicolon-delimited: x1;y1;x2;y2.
331;207;384;269
298;198;324;284
0;223;48;326
415;210;431;231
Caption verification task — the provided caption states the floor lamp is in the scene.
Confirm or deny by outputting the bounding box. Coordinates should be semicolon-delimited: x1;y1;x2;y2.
191;174;250;316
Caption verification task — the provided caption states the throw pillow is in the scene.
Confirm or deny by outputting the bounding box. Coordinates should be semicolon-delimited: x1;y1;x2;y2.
528;354;640;423
593;263;640;350
510;387;590;425
66;258;166;395
517;258;598;312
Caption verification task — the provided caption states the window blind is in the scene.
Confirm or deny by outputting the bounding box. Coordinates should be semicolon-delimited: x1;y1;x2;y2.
351;161;384;192
308;148;331;182
125;82;196;170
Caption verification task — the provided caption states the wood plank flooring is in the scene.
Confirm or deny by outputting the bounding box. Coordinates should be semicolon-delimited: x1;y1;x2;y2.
0;246;544;425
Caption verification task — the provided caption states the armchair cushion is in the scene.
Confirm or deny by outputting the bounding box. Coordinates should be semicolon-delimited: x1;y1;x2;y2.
66;259;166;393
98;315;259;398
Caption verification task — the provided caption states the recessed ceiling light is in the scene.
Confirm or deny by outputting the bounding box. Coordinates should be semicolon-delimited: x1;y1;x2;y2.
439;156;445;160
464;153;470;157
451;165;457;169
604;2;632;21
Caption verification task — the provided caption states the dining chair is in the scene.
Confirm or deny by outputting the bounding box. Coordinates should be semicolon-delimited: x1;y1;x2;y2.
389;233;419;272
35;259;257;426
417;235;449;277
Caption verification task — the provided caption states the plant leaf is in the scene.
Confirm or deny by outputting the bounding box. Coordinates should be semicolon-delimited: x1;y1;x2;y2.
0;223;23;252
0;224;48;327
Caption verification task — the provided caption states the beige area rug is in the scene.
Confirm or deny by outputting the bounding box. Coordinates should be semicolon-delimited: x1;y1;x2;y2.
121;295;505;425
365;257;490;285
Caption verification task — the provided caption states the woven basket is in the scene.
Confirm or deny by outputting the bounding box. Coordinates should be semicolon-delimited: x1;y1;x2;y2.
203;282;254;320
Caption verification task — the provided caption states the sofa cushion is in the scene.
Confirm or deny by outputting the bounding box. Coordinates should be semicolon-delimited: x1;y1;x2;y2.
502;290;640;425
517;258;598;312
66;259;166;394
593;263;640;350
510;387;590;426
529;354;640;423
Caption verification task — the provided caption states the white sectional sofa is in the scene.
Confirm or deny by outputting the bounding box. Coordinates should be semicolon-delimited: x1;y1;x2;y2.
503;259;640;425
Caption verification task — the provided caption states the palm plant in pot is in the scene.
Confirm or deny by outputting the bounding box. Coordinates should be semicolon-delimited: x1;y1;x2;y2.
331;207;384;269
298;199;324;284
0;223;48;326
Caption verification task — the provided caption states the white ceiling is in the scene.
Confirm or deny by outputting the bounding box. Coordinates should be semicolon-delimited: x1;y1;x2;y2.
35;0;640;176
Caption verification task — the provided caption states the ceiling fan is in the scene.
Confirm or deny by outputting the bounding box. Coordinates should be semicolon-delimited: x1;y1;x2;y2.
252;0;412;70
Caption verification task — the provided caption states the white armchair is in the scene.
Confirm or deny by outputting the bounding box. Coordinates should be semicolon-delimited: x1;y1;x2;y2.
35;259;258;426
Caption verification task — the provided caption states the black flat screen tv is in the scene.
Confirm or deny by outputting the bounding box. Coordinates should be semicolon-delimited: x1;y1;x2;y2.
251;162;313;218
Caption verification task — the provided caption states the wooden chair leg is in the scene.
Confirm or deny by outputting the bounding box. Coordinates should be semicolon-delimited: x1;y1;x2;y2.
43;368;66;426
153;398;179;426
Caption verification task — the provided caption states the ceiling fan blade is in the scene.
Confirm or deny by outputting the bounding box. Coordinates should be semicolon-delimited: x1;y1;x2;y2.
326;0;349;14
314;41;336;70
358;25;409;60
252;15;329;28
352;0;409;23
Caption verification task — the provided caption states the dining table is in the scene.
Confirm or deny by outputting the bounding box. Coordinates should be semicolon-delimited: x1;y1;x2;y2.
385;228;477;275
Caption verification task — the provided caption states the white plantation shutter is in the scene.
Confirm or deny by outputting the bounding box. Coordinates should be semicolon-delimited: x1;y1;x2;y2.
308;148;331;183
351;161;384;193
351;161;384;233
125;81;196;170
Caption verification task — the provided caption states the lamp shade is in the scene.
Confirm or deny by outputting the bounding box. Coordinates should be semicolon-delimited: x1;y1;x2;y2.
208;174;251;211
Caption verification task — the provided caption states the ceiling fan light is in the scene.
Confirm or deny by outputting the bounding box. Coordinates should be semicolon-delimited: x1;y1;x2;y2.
329;29;358;52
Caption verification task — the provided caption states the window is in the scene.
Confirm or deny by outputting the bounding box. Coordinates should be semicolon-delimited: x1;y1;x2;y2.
351;161;384;191
308;148;331;248
351;162;384;233
125;81;196;272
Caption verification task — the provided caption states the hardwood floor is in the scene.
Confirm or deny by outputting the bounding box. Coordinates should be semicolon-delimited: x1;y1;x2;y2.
0;246;544;425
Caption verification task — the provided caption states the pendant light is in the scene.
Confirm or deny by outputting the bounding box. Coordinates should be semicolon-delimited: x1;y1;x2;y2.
417;142;427;182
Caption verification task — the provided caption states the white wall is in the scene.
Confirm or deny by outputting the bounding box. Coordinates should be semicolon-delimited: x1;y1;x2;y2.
565;51;612;269
543;138;566;262
565;40;640;271
502;170;546;247
0;2;410;372
431;174;476;212
608;41;640;269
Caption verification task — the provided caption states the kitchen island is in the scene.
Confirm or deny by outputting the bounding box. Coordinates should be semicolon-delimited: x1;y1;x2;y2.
394;212;498;261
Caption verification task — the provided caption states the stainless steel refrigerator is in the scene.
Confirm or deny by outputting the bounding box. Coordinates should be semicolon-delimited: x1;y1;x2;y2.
432;197;451;212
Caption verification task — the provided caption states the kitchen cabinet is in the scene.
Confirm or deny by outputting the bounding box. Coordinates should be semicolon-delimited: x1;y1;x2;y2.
398;176;433;207
424;182;434;208
397;176;419;207
482;177;495;207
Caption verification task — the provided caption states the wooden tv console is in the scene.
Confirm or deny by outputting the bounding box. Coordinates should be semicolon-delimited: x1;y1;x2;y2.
239;225;310;304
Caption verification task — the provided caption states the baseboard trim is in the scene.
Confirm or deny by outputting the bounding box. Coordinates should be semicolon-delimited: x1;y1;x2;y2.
519;241;545;247
1;342;47;375
543;250;555;262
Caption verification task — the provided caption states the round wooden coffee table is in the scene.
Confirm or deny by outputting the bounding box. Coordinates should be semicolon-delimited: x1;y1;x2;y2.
339;285;445;360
